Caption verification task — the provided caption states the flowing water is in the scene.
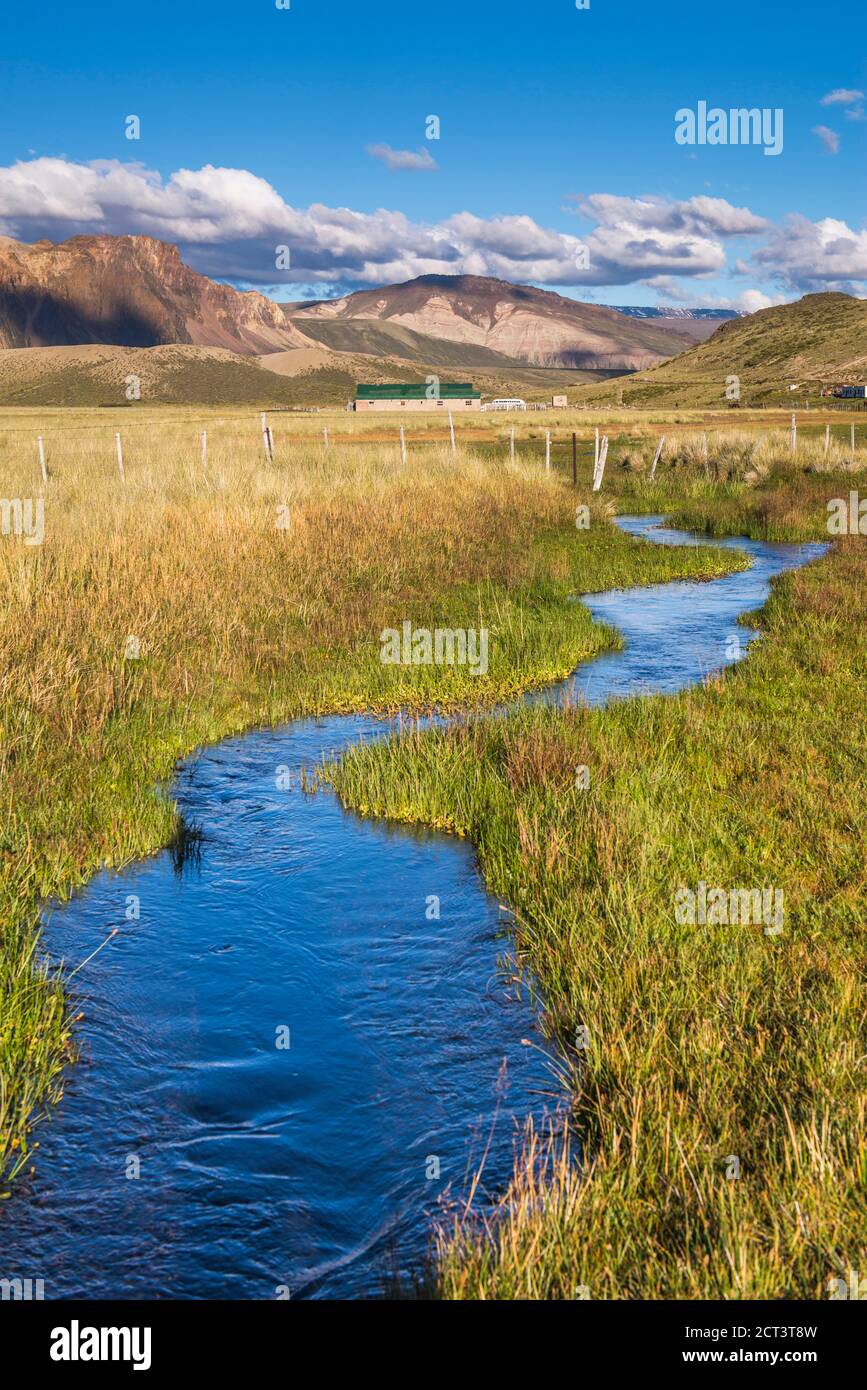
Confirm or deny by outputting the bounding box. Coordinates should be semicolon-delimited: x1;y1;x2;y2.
0;517;824;1299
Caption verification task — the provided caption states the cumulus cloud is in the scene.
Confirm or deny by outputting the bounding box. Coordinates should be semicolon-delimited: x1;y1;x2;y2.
365;144;438;172
571;193;768;237
641;276;784;313
733;288;783;313
812;125;840;153
558;192;768;287
748;214;867;294
0;156;823;303
819;87;864;105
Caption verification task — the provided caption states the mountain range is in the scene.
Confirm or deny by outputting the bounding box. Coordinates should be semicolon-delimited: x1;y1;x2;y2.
608;305;743;342
0;235;717;376
3;232;851;410
287;274;706;368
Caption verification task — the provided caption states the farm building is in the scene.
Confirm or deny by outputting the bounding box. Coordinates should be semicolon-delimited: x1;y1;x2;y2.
354;383;481;411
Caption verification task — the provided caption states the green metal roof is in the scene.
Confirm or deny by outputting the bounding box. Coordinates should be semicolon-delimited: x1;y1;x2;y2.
355;383;480;399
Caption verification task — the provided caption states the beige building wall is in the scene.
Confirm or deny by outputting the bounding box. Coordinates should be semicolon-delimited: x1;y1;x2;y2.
355;396;481;412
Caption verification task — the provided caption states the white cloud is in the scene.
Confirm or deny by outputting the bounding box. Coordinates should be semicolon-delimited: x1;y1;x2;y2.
812;125;840;153
572;193;768;237
749;214;867;294
820;87;864;105
640;276;695;302
0;155;841;305
5;157;753;287
366;144;438;171
732;289;782;313
642;277;785;313
559;193;768;288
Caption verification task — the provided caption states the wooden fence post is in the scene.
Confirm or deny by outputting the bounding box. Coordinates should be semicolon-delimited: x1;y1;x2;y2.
115;432;125;481
593;436;608;492
399;425;407;465
572;432;577;486
201;430;207;467
650;435;665;481
851;422;856;452
448;410;456;455
791;412;796;452
37;435;47;484
509;427;515;462
261;412;273;462
824;424;830;454
323;427;329;450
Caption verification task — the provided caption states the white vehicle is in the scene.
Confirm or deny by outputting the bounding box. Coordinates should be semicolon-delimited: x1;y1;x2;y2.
481;398;527;411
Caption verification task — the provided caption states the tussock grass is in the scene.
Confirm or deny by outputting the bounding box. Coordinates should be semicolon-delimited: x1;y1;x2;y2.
0;417;742;1193
3;408;863;1301
328;487;867;1299
605;431;867;542
616;428;866;484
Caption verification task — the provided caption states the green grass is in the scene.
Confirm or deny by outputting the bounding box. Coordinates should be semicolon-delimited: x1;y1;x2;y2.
2;415;864;1302
0;435;745;1196
326;503;867;1299
573;292;867;409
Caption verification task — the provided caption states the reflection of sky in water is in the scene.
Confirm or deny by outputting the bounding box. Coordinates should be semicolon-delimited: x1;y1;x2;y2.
536;518;824;709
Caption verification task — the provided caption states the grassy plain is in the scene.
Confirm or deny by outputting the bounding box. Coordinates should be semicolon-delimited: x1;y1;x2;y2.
0;405;863;1306
0;406;743;1192
326;429;867;1299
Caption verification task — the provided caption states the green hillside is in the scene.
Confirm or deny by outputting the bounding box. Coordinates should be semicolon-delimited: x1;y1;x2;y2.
573;293;867;409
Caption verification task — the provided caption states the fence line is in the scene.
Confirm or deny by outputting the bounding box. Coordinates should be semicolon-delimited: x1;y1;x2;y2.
2;401;866;440
6;415;863;499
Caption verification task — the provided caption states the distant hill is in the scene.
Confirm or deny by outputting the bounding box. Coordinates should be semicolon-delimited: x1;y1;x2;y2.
612;305;742;321
609;305;743;344
288;274;698;370
0;235;314;354
0;236;786;407
573;293;867;407
0;344;351;407
0;342;610;408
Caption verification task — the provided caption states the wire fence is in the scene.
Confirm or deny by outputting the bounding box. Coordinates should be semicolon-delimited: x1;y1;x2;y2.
2;411;863;496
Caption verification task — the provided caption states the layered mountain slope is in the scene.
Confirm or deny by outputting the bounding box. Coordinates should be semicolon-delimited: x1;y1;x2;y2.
0;235;315;354
289;274;697;369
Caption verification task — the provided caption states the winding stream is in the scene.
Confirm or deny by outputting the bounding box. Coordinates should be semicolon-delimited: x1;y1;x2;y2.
0;517;824;1299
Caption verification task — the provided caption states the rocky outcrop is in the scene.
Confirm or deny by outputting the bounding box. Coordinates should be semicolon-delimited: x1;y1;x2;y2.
0;234;314;354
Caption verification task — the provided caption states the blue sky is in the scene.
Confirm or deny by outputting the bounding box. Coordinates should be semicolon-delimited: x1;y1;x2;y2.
0;0;863;307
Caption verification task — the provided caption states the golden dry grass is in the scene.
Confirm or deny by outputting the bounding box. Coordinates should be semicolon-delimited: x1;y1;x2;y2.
0;410;745;1191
